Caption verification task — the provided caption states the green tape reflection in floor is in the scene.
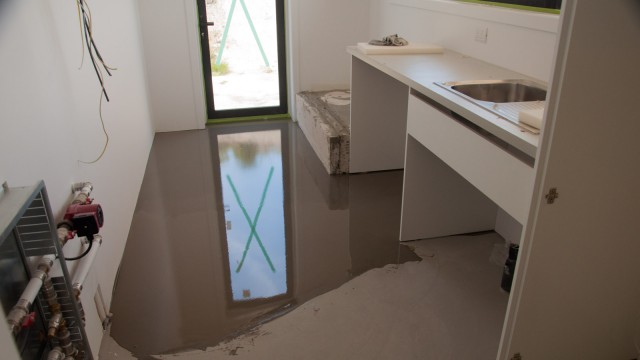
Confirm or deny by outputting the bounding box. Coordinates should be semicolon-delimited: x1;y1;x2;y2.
226;166;276;273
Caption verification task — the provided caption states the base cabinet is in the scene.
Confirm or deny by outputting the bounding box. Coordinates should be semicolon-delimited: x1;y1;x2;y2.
400;91;535;240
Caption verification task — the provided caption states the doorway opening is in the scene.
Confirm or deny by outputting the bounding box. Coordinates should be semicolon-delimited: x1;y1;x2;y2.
198;0;288;121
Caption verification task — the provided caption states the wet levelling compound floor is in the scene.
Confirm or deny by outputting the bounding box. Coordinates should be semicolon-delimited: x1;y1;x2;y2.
108;121;421;358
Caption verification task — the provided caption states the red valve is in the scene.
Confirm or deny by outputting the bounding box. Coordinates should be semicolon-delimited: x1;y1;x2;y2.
21;312;36;328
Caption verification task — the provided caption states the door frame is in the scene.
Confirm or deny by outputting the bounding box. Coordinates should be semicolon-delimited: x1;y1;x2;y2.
197;0;288;120
497;0;640;358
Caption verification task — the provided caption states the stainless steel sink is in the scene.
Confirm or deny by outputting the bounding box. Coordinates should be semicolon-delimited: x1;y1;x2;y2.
447;80;546;103
435;79;547;133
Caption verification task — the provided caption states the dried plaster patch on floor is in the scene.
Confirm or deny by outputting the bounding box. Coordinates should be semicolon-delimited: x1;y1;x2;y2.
145;233;508;360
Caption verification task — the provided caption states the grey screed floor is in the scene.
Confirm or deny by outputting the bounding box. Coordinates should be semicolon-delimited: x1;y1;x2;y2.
99;120;509;360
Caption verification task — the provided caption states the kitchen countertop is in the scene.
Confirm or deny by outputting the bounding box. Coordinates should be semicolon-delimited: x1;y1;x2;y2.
347;46;543;158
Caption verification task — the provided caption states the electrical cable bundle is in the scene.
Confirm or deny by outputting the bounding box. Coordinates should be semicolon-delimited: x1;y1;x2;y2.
76;0;114;101
75;0;116;164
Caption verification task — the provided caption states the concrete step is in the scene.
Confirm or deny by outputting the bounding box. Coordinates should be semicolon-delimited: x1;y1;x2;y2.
295;91;350;174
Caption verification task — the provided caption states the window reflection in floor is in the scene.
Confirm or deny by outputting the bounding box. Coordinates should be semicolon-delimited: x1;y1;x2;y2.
217;129;289;302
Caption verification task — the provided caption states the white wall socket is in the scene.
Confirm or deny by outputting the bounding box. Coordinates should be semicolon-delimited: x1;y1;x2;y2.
475;26;488;44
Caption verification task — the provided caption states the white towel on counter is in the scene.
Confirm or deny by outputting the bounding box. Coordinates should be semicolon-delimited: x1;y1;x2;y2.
356;42;444;55
518;108;545;130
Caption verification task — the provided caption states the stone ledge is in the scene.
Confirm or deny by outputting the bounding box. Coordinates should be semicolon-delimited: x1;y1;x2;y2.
295;91;350;174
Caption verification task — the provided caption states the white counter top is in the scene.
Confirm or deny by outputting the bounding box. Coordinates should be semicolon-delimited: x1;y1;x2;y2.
347;46;542;158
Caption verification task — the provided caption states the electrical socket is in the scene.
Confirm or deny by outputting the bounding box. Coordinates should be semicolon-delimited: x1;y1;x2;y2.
475;26;488;44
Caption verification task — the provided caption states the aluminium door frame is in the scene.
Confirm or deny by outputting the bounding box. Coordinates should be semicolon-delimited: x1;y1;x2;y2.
197;0;288;120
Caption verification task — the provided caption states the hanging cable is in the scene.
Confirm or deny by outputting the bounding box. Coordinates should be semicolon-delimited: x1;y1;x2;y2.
79;92;109;164
77;0;112;101
75;0;116;164
75;1;85;69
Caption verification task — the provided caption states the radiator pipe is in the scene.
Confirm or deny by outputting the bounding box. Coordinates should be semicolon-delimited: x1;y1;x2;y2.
94;291;106;323
6;254;55;335
71;235;102;297
69;234;102;327
94;284;113;329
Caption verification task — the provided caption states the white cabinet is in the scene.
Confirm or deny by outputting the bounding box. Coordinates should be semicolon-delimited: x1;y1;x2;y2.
406;92;535;225
349;57;409;173
400;91;535;241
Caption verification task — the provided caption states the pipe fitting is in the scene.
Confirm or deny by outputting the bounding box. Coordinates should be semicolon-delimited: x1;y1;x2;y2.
37;254;56;273
56;225;73;247
47;347;65;360
32;268;48;282
41;278;54;298
42;278;61;313
71;182;93;205
6;299;30;335
72;283;83;298
47;313;64;338
6;256;54;335
58;327;78;357
71;182;93;195
71;193;88;205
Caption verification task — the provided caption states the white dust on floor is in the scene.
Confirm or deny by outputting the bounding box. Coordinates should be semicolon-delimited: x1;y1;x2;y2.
100;233;509;360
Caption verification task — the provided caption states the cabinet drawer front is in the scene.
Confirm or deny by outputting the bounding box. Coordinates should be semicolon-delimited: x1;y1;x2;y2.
407;94;534;224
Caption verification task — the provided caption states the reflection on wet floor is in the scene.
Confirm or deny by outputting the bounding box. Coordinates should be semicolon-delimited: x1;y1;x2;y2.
217;129;289;303
109;121;420;358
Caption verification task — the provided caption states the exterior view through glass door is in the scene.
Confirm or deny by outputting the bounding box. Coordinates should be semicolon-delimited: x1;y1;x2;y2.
198;0;287;119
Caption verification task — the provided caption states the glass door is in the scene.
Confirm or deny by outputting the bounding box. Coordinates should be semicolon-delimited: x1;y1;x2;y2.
198;0;287;119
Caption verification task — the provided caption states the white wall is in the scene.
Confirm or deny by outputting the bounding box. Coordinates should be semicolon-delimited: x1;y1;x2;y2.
138;0;207;132
0;310;19;360
289;0;371;92
372;0;559;82
0;1;154;357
